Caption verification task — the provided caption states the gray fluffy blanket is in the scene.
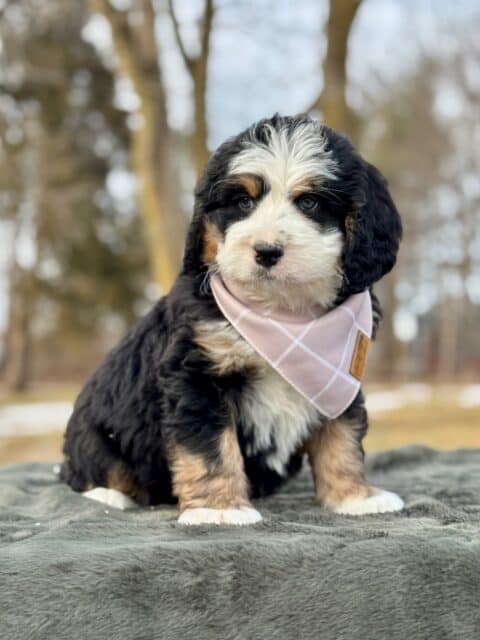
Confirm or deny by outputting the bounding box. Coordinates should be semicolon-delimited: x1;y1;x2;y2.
1;445;479;640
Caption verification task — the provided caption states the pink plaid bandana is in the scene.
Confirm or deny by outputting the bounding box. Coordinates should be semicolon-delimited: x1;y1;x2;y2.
210;275;372;419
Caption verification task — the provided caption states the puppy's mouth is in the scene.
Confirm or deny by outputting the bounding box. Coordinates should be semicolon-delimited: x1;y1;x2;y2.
229;261;311;285
252;266;279;281
214;261;343;313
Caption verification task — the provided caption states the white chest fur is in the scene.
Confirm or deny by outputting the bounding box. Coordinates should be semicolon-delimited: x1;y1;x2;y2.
195;320;320;474
239;365;319;474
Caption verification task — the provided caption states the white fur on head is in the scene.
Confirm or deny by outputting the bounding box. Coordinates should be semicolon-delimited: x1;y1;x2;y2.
231;120;337;190
215;121;343;312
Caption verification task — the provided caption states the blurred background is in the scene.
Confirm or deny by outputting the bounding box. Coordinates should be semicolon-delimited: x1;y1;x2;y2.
0;0;479;465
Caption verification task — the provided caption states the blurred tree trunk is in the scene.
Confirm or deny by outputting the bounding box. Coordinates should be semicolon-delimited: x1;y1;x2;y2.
168;0;213;177
91;0;186;292
0;265;34;392
436;296;460;379
374;277;398;378
309;0;361;141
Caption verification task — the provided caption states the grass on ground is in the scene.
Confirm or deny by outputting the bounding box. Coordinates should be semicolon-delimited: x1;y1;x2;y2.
366;404;480;450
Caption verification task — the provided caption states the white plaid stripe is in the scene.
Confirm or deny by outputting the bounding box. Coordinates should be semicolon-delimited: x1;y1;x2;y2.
310;320;358;402
272;318;317;367
339;304;370;335
266;317;356;386
233;307;250;324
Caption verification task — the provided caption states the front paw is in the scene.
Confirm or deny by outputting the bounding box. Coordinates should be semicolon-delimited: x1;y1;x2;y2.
178;506;263;526
333;489;404;515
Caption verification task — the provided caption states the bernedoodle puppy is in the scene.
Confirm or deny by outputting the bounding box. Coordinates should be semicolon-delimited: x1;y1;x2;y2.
61;114;404;525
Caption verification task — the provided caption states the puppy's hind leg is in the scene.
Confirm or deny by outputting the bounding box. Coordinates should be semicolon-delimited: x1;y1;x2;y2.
82;464;145;510
62;419;147;510
172;428;262;526
82;487;137;510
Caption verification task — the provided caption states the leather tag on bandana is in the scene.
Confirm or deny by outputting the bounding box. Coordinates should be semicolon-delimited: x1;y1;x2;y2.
350;331;370;381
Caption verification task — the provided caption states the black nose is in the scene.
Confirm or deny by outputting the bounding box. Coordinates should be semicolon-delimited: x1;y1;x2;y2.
253;242;284;268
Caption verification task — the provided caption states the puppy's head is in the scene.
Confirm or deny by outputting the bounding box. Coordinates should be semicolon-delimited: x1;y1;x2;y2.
183;114;402;311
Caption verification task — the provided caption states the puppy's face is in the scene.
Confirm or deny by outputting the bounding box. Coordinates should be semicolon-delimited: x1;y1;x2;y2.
185;115;402;311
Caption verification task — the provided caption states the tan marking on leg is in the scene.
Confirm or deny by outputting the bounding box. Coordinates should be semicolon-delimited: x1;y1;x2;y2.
202;221;223;265
170;428;251;512
220;427;250;500
107;464;146;502
305;420;372;508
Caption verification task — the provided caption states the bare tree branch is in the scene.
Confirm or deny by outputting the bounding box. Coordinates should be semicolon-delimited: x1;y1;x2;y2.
166;0;214;174
167;0;194;74
189;0;213;174
199;0;214;67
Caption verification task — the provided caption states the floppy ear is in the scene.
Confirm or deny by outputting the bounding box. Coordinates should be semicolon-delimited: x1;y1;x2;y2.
181;209;205;275
341;161;402;294
181;168;214;276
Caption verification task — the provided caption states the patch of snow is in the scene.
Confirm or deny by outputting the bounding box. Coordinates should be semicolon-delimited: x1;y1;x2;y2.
400;384;433;404
366;392;405;414
457;385;480;408
366;384;432;414
0;402;73;437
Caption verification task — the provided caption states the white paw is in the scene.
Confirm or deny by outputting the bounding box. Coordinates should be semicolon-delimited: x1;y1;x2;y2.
178;506;263;526
334;489;404;515
82;487;137;510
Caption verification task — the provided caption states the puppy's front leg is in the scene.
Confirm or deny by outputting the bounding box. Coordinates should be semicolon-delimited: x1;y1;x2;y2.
305;418;404;515
171;427;262;526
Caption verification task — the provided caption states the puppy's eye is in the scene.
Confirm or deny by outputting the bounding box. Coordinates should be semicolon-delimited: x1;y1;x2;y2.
237;196;254;211
297;194;319;213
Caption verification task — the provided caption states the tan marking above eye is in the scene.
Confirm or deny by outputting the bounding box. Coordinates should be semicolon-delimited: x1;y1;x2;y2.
290;179;316;197
235;173;262;199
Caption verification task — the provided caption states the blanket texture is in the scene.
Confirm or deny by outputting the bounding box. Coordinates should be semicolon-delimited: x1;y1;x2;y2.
1;446;479;640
